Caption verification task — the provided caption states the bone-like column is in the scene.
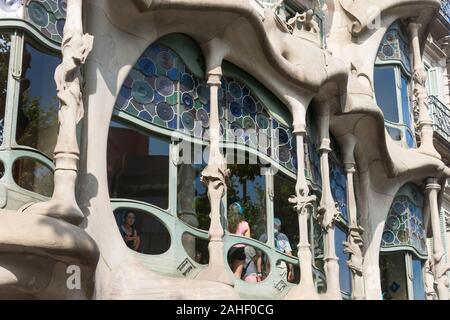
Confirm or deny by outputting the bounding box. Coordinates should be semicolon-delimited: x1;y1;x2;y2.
426;178;450;300
196;70;233;286
22;0;93;225
408;21;440;159
341;134;365;300
314;102;341;300
285;125;318;300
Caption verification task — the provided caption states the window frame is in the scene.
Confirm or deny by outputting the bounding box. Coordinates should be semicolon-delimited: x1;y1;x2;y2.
374;64;416;148
0;25;60;200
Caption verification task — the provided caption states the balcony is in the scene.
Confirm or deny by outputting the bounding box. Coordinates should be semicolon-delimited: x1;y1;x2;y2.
429;95;450;145
441;0;450;24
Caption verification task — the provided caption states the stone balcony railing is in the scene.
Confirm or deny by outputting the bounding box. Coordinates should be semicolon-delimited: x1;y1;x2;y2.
429;95;450;144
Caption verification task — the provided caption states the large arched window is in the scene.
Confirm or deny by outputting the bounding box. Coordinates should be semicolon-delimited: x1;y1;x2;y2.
374;21;415;149
380;183;427;300
0;1;64;206
108;35;333;297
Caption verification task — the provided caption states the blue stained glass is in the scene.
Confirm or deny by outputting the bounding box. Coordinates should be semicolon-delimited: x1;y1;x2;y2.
336;227;352;295
381;184;427;257
25;0;66;43
138;58;156;76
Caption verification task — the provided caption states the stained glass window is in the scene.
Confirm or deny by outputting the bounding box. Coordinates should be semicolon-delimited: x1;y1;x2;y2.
381;184;428;258
25;0;66;44
116;43;182;131
116;42;299;173
330;151;348;221
376;22;411;73
305;112;321;187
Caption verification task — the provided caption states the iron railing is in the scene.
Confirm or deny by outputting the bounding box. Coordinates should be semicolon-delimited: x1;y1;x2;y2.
440;0;450;24
429;95;450;143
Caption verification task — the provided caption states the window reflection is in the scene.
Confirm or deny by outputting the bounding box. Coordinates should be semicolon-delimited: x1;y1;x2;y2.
335;226;352;296
16;40;60;158
273;174;299;257
182;233;209;265
412;257;425;300
12;157;54;197
227;153;267;241
114;208;171;255
0;33;10;145
374;67;399;123
107;120;170;209
380;252;408;300
177;144;210;230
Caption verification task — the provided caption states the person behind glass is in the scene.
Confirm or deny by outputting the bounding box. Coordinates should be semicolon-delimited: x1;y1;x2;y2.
257;217;294;282
227;202;251;279
120;211;141;251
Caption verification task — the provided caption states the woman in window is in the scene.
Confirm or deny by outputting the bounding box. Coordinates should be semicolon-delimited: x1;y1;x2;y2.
228;202;251;279
120;211;141;251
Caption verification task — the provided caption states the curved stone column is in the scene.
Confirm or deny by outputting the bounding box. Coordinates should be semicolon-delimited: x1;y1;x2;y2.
426;178;450;300
316;104;341;300
195;64;233;285
341;134;365;300
408;21;440;159
284;97;318;300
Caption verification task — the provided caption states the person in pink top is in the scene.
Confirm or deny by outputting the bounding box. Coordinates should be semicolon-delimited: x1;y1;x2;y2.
227;202;251;279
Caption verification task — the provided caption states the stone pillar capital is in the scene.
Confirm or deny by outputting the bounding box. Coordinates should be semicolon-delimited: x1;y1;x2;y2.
426;177;441;191
207;71;222;87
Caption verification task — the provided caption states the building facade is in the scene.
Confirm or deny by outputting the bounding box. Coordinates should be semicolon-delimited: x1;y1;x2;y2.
0;0;449;300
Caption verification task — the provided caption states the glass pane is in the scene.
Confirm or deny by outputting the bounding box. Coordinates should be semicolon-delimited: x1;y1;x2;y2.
335;226;352;295
182;233;209;265
0;33;11;145
114;208;171;254
400;75;412;129
177;144;210;230
412;257;425;300
273;173;299;257
16;40;61;158
12;157;54;197
227;155;267;242
107;120;170;209
374;67;399;123
380;252;408;300
387;127;402;141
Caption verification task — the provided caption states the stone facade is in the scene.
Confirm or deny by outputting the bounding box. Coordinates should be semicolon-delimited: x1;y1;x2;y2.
0;0;448;300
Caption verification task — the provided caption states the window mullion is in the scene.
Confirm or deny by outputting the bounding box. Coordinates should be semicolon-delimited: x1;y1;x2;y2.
266;170;274;248
3;30;23;150
405;252;414;300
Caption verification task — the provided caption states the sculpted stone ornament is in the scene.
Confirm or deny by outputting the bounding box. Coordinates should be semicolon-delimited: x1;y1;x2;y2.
287;9;320;34
272;0;284;13
285;129;318;300
408;21;441;159
0;0;99;299
426;178;450;300
424;258;438;300
22;0;94;226
343;225;365;299
195;72;233;286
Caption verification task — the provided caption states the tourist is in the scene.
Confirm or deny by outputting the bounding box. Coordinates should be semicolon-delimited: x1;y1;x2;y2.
227;202;251;279
257;217;295;282
120;211;141;251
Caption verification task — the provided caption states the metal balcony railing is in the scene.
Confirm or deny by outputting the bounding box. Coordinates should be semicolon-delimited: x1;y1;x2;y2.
429;95;450;143
441;0;450;24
